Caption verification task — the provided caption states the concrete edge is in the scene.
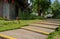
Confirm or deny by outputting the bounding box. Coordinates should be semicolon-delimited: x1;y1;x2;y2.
22;28;50;35
0;34;16;39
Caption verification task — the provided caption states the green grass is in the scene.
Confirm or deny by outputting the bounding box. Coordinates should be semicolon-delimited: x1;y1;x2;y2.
0;20;39;32
47;26;60;39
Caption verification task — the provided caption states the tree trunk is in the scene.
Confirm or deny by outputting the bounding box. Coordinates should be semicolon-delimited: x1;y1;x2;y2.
38;9;42;16
38;12;41;16
42;11;45;17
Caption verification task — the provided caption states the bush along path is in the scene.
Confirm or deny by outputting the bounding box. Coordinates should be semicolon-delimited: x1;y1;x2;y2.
0;20;60;39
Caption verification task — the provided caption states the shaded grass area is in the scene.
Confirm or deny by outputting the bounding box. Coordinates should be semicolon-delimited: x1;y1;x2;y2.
0;20;39;32
47;26;60;39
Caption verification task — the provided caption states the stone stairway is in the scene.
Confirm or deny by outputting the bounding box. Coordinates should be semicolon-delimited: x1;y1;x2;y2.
22;26;54;35
29;24;59;29
21;20;59;39
0;20;60;39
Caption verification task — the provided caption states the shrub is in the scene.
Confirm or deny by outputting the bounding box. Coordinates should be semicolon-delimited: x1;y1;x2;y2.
0;17;5;20
52;10;60;19
29;14;45;20
47;26;60;39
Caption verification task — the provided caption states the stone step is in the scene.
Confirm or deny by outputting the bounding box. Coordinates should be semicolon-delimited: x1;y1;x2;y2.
0;29;48;39
37;20;60;24
22;26;54;35
43;19;60;24
0;34;16;39
30;24;59;29
35;22;60;26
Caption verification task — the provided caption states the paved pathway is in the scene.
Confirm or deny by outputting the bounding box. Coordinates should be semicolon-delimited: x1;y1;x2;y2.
0;19;60;39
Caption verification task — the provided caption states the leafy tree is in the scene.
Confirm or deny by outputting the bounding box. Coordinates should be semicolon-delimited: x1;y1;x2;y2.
51;0;60;10
31;0;51;16
51;0;60;18
16;0;31;19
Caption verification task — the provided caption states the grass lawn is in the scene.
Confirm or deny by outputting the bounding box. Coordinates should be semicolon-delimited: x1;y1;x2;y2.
0;20;39;32
47;26;60;39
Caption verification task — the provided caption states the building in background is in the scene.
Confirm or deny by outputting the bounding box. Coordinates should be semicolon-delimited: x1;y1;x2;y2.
0;0;29;20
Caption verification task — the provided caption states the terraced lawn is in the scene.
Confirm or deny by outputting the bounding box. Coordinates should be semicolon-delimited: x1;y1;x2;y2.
0;20;39;32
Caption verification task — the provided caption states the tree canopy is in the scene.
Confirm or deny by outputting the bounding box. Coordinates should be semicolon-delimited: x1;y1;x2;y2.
51;0;60;18
31;0;51;16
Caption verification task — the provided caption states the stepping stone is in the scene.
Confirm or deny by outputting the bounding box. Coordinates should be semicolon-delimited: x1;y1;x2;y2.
30;24;59;29
35;22;60;26
22;26;54;35
0;29;48;39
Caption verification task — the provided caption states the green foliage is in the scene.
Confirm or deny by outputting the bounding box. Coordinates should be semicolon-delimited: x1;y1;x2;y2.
51;0;60;10
47;31;60;39
0;20;38;32
52;10;60;18
29;14;45;20
19;9;31;20
0;17;5;20
31;0;51;15
47;26;60;39
51;0;60;18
